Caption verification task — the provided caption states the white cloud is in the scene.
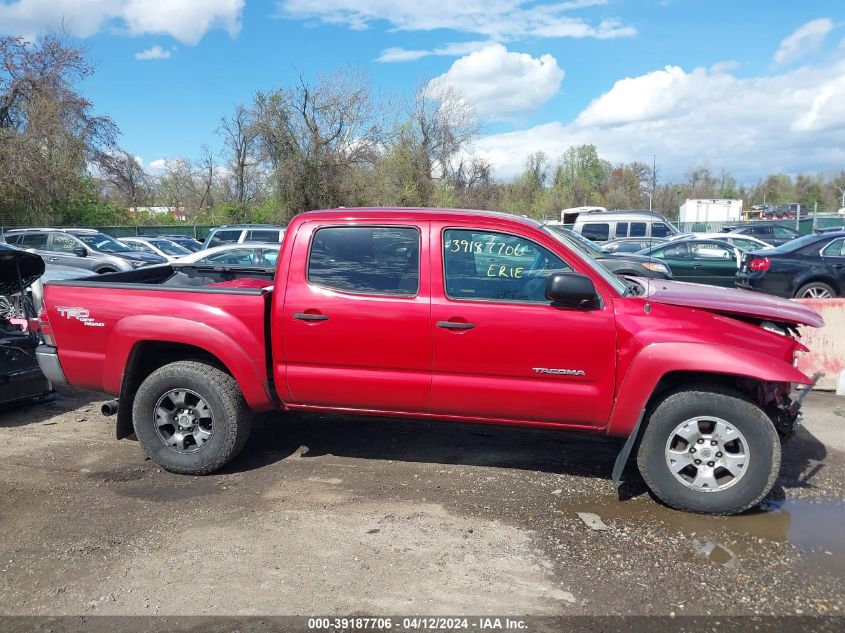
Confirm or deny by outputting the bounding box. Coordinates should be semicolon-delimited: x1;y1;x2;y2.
134;44;172;60
278;0;635;41
427;44;564;120
473;58;845;181
376;41;490;63
0;0;245;45
148;158;168;171
773;18;833;64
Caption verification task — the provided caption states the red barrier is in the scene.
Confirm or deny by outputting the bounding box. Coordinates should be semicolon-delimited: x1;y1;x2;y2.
795;299;845;392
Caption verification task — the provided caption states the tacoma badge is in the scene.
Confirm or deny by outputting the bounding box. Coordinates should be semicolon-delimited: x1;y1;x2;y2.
532;367;586;376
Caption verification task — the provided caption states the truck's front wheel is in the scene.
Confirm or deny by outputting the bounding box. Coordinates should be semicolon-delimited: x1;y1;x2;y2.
132;360;252;474
637;384;780;515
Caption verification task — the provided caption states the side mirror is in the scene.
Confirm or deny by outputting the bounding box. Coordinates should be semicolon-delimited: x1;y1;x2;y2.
545;272;599;308
73;246;87;257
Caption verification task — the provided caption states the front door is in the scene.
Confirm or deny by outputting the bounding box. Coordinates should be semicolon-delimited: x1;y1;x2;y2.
280;221;432;413
652;242;691;281
689;241;740;287
428;224;616;426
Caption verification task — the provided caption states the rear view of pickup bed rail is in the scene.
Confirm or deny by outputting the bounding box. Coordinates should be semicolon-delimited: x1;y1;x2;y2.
38;207;823;515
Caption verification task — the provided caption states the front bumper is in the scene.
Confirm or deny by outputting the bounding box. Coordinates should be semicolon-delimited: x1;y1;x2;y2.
35;345;68;386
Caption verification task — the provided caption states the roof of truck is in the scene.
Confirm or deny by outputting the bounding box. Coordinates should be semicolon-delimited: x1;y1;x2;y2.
299;207;543;228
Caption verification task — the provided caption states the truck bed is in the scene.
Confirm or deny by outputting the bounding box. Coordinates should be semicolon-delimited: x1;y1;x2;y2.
42;264;276;411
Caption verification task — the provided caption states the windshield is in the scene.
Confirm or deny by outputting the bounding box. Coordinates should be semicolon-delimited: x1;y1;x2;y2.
74;233;132;253
541;225;628;295
149;239;191;256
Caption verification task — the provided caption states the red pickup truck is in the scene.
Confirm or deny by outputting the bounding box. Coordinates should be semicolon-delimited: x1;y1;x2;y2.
36;208;823;515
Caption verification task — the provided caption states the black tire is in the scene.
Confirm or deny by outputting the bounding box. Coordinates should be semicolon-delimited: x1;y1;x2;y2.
132;360;252;474
794;281;836;299
636;384;780;515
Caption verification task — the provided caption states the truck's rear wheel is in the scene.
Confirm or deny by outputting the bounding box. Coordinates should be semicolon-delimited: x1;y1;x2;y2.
132;360;252;474
636;384;780;515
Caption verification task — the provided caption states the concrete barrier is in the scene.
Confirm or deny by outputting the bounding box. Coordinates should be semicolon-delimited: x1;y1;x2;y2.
795;298;845;392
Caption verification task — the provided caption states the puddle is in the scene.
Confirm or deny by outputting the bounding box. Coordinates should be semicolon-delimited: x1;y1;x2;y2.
570;497;845;580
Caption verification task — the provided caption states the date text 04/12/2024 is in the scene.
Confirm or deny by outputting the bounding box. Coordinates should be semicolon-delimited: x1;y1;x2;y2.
307;617;528;630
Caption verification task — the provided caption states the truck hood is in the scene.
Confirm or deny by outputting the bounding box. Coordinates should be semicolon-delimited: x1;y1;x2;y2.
639;278;824;328
0;245;44;295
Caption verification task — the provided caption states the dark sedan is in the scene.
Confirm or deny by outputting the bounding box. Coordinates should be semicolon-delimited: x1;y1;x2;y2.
736;231;845;298
550;227;672;279
636;239;743;287
724;223;801;247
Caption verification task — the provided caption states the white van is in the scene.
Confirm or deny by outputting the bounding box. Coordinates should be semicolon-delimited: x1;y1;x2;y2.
572;210;679;242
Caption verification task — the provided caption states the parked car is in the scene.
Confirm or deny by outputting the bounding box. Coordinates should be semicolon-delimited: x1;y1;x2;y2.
157;235;204;252
724;224;801;247
636;239;743;287
175;243;281;267
202;225;286;250
670;232;774;252
550;227;672;279
572;210;679;242
736;230;845;298
120;236;193;261
0;245;52;406
37;207;821;515
1;228;165;273
601;237;669;254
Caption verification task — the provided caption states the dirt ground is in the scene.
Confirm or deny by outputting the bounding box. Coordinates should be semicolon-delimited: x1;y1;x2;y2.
0;388;843;617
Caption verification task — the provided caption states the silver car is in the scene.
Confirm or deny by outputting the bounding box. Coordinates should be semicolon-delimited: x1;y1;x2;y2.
0;228;165;273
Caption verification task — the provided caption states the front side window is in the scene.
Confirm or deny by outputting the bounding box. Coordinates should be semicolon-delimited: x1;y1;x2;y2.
308;226;420;296
581;223;609;241
443;229;571;303
691;242;734;260
654;243;690;260
773;226;798;239
52;233;81;253
651;223;671;238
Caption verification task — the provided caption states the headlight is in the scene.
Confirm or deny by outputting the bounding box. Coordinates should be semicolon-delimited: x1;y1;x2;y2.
642;261;669;274
130;260;146;268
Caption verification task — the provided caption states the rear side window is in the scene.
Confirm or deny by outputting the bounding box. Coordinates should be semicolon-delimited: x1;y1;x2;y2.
651;223;671;238
443;229;571;303
18;234;49;249
308;226;420;296
614;222;628;238
207;230;242;248
580;223;609;241
246;229;281;243
751;226;772;236
630;222;646;237
821;239;845;257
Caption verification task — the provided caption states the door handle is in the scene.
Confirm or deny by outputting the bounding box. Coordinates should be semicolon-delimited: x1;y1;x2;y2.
49;257;60;262
294;312;329;322
437;320;475;330
692;263;702;269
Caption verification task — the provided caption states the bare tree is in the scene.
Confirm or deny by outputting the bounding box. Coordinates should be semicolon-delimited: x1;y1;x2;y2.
97;150;150;208
218;104;258;205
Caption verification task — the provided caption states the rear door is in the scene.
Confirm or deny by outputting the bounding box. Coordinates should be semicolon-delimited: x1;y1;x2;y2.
428;223;616;426
281;221;432;412
820;238;845;289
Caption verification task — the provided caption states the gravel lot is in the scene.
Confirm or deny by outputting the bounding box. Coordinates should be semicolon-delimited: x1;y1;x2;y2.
0;388;843;617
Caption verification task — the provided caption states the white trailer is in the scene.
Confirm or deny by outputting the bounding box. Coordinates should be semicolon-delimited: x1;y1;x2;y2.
679;199;742;223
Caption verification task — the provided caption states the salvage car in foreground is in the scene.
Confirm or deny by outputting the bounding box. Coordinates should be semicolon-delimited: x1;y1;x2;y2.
736;230;845;298
37;208;822;515
0;246;52;406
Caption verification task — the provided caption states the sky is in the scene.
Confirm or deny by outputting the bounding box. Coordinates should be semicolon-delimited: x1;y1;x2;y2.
2;0;845;182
